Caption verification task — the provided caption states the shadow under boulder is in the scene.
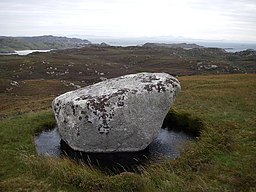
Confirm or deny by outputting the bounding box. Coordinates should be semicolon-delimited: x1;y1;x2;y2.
162;109;203;137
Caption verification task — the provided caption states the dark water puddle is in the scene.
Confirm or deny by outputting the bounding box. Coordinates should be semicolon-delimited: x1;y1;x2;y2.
35;128;194;173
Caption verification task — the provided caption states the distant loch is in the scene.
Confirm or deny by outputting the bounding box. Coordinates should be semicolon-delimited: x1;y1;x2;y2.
0;50;51;56
15;50;51;55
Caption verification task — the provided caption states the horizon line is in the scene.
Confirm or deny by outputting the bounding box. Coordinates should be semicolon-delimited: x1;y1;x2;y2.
1;34;256;44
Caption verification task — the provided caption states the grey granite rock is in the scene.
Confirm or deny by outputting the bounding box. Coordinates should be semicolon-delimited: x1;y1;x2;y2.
52;72;181;152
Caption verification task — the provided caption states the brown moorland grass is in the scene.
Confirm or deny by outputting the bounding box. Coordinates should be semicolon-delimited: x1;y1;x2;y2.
0;74;255;191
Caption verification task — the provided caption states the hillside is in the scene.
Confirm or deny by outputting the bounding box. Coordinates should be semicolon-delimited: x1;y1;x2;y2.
0;43;255;191
0;45;255;117
0;45;255;87
0;35;91;52
143;42;205;49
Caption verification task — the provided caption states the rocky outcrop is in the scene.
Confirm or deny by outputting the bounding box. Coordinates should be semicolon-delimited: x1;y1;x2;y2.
235;49;256;57
52;72;181;152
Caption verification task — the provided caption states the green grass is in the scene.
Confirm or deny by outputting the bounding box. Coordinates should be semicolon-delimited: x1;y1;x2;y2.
0;74;256;191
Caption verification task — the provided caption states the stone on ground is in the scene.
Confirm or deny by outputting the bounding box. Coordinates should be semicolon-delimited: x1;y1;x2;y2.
52;72;181;152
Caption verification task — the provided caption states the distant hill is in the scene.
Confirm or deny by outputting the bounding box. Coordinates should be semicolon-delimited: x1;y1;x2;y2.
143;42;205;49
0;35;91;52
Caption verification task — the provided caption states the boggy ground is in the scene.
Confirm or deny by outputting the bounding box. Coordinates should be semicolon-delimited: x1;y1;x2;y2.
0;46;256;191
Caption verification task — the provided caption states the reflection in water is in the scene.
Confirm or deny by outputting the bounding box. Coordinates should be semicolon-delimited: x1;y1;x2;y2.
35;129;61;157
35;128;194;173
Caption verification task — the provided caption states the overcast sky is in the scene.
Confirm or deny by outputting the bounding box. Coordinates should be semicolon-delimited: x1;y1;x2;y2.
0;0;256;42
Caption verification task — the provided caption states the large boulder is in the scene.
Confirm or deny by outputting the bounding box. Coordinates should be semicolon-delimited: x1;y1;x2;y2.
52;72;181;152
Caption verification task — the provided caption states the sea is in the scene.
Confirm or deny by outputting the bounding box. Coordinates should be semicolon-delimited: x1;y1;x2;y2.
194;41;256;52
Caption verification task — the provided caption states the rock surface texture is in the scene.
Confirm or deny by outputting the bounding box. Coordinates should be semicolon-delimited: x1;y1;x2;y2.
52;72;181;152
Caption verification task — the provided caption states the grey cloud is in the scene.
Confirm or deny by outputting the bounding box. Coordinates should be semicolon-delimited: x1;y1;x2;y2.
0;0;255;41
187;0;256;31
